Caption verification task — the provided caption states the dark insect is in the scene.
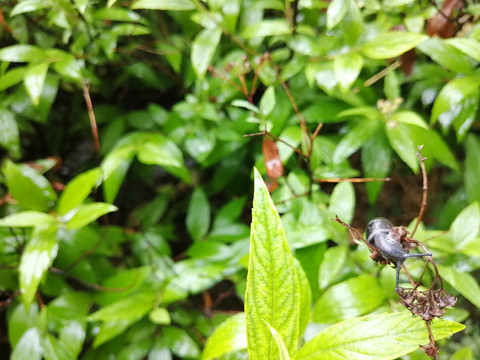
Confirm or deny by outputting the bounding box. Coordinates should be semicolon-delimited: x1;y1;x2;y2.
366;217;432;291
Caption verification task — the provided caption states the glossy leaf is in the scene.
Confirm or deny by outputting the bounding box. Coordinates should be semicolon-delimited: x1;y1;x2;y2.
362;32;427;59
450;202;480;250
0;44;46;62
329;182;355;224
20;224;59;310
2;160;57;211
297;311;465;360
191;27;222;78
312;275;385;324
417;38;473;73
131;0;195;10
241;20;290;38
64;203;118;229
163;326;200;358
438;265;480;310
465;135;480;203
246;168;300;360
327;0;350;29
137;133;190;182
186;187;210;241
202;313;247;360
0;211;56;227
24;62;49;106
10;0;49;16
0;109;20;158
11;327;43;360
260;86;276;116
431;75;480;126
57;168;102;215
332;118;380;163
334;52;363;91
385;122;419;172
445;38;480;62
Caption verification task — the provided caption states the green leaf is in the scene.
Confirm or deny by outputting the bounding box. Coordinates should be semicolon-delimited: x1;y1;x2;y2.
362;32;427;59
11;328;43;360
131;0;195;10
163;326;200;358
20;224;59;310
64;203;118;229
445;38;480;62
465;135;480;203
329;182;355;224
334;52;363;92
137;133;190;183
295;260;312;337
263;320;290;360
246;168;300;360
438;265;480;310
431;75;480;126
186;187;210;241
149;307;171;324
191;27;222;78
311;275;385;323
231;99;259;113
326;0;350;29
24;62;49;106
259;86;276;116
297;311;465;360
385;122;418;173
10;0;49;16
0;211;56;227
202;313;247;360
57;168;102;215
2;160;57;211
241;19;291;38
318;245;348;290
450;202;480;251
332;118;380;163
0;45;46;62
417;38;473;73
0;109;20;158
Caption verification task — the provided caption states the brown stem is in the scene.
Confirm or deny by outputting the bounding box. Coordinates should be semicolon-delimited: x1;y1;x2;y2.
82;82;101;153
411;145;428;237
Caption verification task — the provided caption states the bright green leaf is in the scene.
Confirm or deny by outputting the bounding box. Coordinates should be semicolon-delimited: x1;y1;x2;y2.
465;135;480;203
202;313;247;360
297;311;464;360
20;224;59;310
163;326;200;358
318;245;348;290
241;19;290;38
11;0;49;16
0;109;20;157
0;45;46;62
186;187;210;241
327;0;350;29
329;182;355;224
149;307;171;325
90;292;156;322
231;99;259;112
263;320;290;360
24;62;49;106
131;0;195;10
191;27;222;78
245;168;300;360
431;75;480;126
334;52;363;91
385;122;418;173
2;160;57;211
57;168;102;215
64;203;118;229
417;38;473;73
259;86;276;116
362;32;427;59
450;202;480;250
312;275;385;323
445;38;480;62
0;211;56;227
11;328;43;360
438;265;480;310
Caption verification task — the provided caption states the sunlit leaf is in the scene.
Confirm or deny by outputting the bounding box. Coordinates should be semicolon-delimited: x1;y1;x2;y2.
202;313;247;360
246;169;300;360
438;265;480;310
362;32;427;59
191;27;222;78
24;63;49;106
64;203;118;229
0;211;56;227
326;0;350;29
131;0;195;10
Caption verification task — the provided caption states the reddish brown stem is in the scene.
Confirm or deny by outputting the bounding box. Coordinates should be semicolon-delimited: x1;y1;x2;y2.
82;82;101;153
411;145;428;238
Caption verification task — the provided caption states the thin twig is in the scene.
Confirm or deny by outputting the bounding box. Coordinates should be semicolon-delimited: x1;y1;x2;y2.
82;82;101;153
315;177;391;183
411;145;427;237
364;60;401;87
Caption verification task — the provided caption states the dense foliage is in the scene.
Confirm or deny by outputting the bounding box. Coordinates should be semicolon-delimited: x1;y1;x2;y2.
0;0;480;359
